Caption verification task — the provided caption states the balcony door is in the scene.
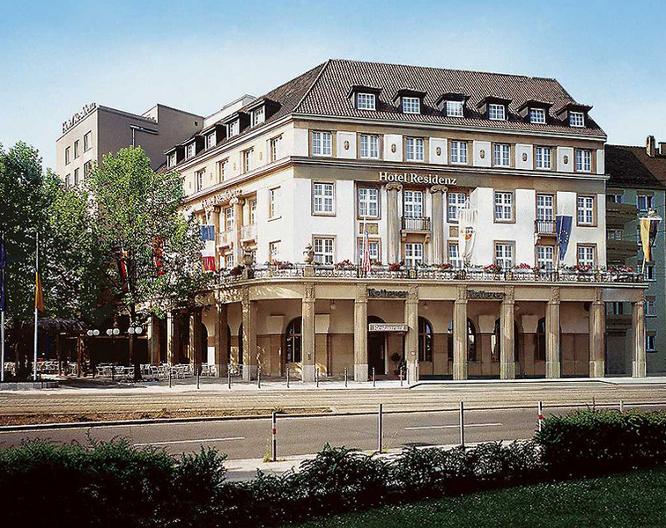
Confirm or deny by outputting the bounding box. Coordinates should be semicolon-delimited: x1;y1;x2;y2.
403;190;423;218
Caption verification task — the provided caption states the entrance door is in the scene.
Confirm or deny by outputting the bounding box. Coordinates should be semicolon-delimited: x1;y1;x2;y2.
368;316;386;375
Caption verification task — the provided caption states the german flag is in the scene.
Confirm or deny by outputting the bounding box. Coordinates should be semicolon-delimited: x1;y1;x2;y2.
35;272;45;313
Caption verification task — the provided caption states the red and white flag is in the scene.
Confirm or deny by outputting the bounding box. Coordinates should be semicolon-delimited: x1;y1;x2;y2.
361;224;371;274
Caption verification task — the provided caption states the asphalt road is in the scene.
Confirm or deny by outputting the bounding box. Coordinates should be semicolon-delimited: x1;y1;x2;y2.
2;403;665;460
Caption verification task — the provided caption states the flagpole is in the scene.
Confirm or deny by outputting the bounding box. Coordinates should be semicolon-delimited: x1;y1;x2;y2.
1;233;4;383
33;232;38;381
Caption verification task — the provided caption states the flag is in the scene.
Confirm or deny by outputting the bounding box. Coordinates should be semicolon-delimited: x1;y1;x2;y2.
34;272;45;313
202;256;216;272
361;224;371;273
556;215;572;261
115;249;129;293
640;215;661;262
152;236;165;276
0;235;5;311
199;225;215;241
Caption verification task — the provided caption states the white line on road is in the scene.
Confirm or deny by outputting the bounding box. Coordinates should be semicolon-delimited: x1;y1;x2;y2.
405;423;503;431
133;436;245;446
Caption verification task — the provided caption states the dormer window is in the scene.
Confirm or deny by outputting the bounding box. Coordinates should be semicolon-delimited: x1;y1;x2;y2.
185;143;195;160
356;93;376;110
529;108;546;124
488;103;506;121
227;119;239;137
445;100;464;117
206;131;216;149
251;106;265;127
167;152;176;167
569;111;585;127
402;97;421;114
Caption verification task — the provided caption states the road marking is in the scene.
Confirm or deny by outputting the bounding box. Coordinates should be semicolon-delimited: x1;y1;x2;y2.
133;436;245;446
405;423;502;431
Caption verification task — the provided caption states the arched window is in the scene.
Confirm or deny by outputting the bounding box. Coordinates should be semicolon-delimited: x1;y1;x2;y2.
536;318;546;361
418;317;433;362
447;319;477;361
492;319;520;362
285;317;302;363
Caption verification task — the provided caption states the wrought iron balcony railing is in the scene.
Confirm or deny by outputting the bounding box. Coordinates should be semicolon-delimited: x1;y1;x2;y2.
401;216;431;231
534;219;557;235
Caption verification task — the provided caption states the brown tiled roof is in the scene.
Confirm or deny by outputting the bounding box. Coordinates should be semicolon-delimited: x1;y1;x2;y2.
605;145;666;189
294;59;605;138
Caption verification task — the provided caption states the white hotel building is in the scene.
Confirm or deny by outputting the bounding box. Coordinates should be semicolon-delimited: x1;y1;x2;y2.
156;59;647;383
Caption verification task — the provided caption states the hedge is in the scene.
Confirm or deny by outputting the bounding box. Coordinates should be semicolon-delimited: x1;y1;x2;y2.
1;409;665;527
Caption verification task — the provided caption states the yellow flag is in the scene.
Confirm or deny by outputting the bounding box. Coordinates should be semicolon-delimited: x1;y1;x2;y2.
34;272;45;312
640;218;652;262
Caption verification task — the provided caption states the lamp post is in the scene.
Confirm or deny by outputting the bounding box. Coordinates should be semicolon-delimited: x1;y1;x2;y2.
86;329;100;376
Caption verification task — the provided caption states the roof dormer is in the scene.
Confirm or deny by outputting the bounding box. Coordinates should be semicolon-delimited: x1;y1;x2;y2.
555;102;592;128
436;92;469;118
222;111;250;138
347;85;382;111
394;89;427;114
477;96;512;121
516;99;553;124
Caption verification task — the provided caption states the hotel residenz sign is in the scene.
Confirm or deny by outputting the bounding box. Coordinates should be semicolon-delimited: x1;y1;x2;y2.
379;171;457;186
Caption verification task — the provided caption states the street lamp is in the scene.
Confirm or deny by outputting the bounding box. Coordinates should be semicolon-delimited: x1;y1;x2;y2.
86;329;100;337
127;326;143;335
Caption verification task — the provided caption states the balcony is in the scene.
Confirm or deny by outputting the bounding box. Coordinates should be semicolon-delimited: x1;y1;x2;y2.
606;313;632;331
606;202;638;226
218;230;233;247
241;223;257;242
401;216;431;232
607;239;639;265
534;219;557;237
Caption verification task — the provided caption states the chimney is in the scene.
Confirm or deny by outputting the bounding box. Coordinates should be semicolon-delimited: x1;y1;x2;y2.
646;135;656;157
659;142;666;157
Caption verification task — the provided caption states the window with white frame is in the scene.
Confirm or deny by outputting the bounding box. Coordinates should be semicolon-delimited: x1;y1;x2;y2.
536;194;554;221
73;168;79;186
646;297;656;317
405;242;424;268
227;119;239;137
249;199;257;225
535;146;552;169
446;100;464;117
84;161;92;178
575;149;592;172
536;245;554;270
357;238;380;264
577;195;595;225
84;131;92;151
206;131;216;149
64;173;71;186
403;190;424;218
493;143;511;167
312;182;335;215
448;242;463;268
406;137;425;161
356;93;376;110
185;143;195;159
488;104;506;120
74;140;80;159
242;148;254;173
313;237;335;265
195;169;205;192
447;192;468;222
637;194;654;212
251;106;265;127
529;108;546;124
224;253;234;269
358;187;379;218
402;96;420;114
450;140;468;164
65;146;71;165
577;245;595;267
494;191;513;222
569;111;585;127
224;207;234;232
216;159;228;182
269;135;283;162
269;240;281;263
647;333;656;352
607;192;624;203
607;228;624;240
269;187;280;219
646;263;655;280
360;134;380;159
312;131;332;156
167;152;176;167
495;242;514;269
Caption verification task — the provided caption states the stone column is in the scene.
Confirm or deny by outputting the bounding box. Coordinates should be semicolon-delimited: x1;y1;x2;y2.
386;183;402;265
500;287;516;379
353;284;368;381
147;314;161;365
214;303;228;377
589;289;606;377
241;288;258;381
453;286;468;380
166;311;179;365
231;197;245;264
404;286;419;383
545;287;561;378
429;185;446;265
632;298;647;378
301;283;316;382
189;308;203;369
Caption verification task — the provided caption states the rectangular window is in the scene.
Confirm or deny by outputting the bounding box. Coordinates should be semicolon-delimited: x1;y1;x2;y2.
608;302;624;316
206;131;216;149
447;192;468;222
607;193;624;204
646;297;656;317
494;191;513;222
450;140;468;164
493;143;511;167
535;146;552;169
358;187;379;218
167;152;176;167
224;207;234;232
227;120;239;137
224;253;234;269
185;143;195;159
249;199;257;225
359;134;380;159
269;187;280;219
647;334;656;353
313;237;335;265
575;149;592;172
488;103;506;120
65;174;71;186
356;93;376;110
529;108;546;124
495;242;514;270
242;148;254;173
195;169;205;192
269;241;281;263
569;111;585;127
577;245;595;267
269;135;283;162
536;245;554;270
83;161;92;178
405;242;424;268
251;106;265;127
216;159;228;182
403;190;424;218
446;100;464;117
607;228;623;240
405;137;425;161
83;131;92;151
577;195;595;225
646;263;655;281
312;131;332;156
536;194;554;221
357;238;380;264
73;168;79;186
402;97;420;114
312;182;335;215
448;242;462;268
74;140;80;158
65;146;71;165
637;194;654;212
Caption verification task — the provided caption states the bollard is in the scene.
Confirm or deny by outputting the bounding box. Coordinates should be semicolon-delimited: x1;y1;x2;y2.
196;370;200;390
620;400;624;413
372;367;376;387
286;368;290;388
227;365;232;390
459;401;465;448
257;368;261;389
111;365;115;382
316;368;319;388
537;401;545;432
271;411;277;462
168;369;172;388
377;403;383;453
344;368;348;387
399;366;404;387
592;396;596;411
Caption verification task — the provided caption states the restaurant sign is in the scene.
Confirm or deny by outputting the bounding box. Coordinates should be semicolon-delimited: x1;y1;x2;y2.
379;171;457;186
368;288;408;298
368;323;409;333
468;289;505;300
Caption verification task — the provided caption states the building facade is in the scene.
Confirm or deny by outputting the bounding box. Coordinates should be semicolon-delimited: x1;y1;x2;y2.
55;102;204;184
605;138;666;374
152;60;647;382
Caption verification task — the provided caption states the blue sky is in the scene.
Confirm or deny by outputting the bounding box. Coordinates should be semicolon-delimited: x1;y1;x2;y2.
1;0;665;169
